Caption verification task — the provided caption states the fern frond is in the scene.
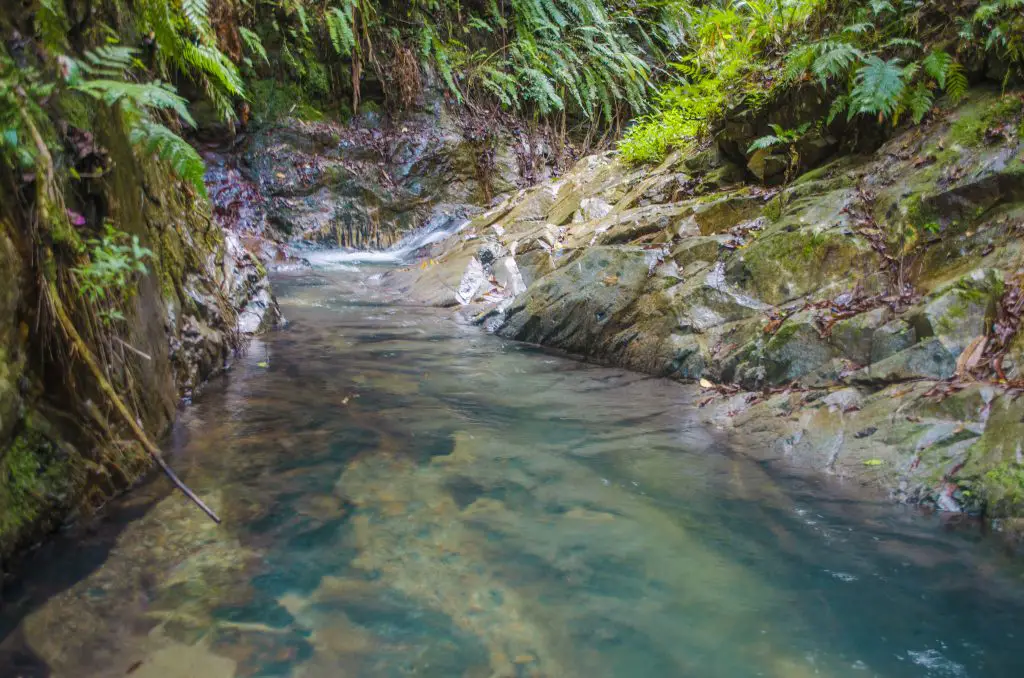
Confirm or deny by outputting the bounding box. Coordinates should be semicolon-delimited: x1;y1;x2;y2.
903;83;934;123
811;42;863;87
326;7;356;57
922;50;954;88
827;93;851;124
73;79;196;126
179;42;244;96
883;38;923;50
239;27;269;64
748;135;783;152
945;62;968;102
851;56;905;119
182;0;211;36
129;118;206;196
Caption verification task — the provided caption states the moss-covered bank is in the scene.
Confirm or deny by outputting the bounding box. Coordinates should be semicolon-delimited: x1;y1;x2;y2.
0;113;278;577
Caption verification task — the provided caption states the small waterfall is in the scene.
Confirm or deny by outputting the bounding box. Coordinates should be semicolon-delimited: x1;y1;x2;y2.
302;206;472;268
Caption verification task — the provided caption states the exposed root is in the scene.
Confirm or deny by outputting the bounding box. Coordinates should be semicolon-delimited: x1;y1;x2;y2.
47;272;221;524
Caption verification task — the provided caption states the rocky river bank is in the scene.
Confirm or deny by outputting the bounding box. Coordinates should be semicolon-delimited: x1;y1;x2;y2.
373;87;1024;535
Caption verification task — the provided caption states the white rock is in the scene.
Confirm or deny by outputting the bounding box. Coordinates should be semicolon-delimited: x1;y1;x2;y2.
493;256;527;297
573;197;613;223
455;257;486;305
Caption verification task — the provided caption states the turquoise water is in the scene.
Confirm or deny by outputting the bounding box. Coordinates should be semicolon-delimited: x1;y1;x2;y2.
2;268;1023;678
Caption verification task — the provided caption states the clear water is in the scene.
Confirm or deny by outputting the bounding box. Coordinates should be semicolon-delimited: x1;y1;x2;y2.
2;269;1024;678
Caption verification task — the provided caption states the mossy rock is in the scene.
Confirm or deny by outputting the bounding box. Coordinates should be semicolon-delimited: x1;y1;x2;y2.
0;418;86;563
829;307;891;366
497;246;655;355
761;310;836;384
726;224;883;305
688;192;766;235
851;338;956;384
0;228;24;444
671;236;726;268
960;394;1024;519
910;268;1003;359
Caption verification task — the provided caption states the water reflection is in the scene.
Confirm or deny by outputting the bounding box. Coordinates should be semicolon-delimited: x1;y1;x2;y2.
2;270;1023;678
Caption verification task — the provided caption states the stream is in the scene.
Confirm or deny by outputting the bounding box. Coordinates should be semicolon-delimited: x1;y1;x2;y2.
2;264;1024;678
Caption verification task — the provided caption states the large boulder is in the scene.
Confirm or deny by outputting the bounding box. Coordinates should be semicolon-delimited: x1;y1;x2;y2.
910;268;1002;360
497;246;655;355
761;310;836;385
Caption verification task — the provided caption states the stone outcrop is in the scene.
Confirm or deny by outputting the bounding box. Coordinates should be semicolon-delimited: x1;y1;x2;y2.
229;109;562;249
387;88;1024;529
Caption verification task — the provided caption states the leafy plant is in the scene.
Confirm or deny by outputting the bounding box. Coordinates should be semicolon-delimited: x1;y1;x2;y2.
962;0;1024;86
61;45;208;195
748;122;812;152
748;122;812;183
72;222;154;324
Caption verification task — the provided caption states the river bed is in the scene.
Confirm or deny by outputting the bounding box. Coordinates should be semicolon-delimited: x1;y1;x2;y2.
1;266;1023;678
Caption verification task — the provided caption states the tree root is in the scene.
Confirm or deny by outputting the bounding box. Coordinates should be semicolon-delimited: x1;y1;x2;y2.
48;278;221;524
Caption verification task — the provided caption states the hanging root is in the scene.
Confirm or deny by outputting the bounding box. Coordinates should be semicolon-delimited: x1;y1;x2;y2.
47;277;221;524
15;86;220;524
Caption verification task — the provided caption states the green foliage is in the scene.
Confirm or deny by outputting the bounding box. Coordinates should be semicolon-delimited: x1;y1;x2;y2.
239;27;269;65
135;0;244;121
748;122;811;152
850;56;905;119
71;222;153;324
962;0;1024;84
326;6;357;58
129;118;207;196
621;0;1007;165
61;47;206;194
620;0;826;163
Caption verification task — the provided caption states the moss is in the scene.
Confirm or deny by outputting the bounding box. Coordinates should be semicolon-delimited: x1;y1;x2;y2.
763;194;785;222
248;79;333;124
947;94;1023;147
982;463;1024;514
0;421;80;557
765;318;800;348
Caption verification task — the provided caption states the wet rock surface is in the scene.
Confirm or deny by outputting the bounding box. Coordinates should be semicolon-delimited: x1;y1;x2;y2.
218;111;562;250
389;88;1024;529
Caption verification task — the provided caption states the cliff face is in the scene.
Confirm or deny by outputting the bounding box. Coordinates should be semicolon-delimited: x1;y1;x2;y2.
386;88;1024;532
0;115;279;575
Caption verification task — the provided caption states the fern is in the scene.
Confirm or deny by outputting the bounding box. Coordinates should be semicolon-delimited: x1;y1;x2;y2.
850;56;905;119
72;80;196;126
239;27;269;64
811;41;864;86
922;50;954;88
129;118;207;196
326;6;356;57
945;62;968;103
748;134;784;151
902;83;934;123
181;0;211;35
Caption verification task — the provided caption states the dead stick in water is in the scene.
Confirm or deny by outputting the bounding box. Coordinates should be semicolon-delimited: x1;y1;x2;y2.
49;282;221;523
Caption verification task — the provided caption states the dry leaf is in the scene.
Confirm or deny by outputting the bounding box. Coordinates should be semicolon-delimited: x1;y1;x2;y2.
955;335;987;378
699;378;714;389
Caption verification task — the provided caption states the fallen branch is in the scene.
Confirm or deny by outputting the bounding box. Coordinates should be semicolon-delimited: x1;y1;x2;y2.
49;278;221;523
